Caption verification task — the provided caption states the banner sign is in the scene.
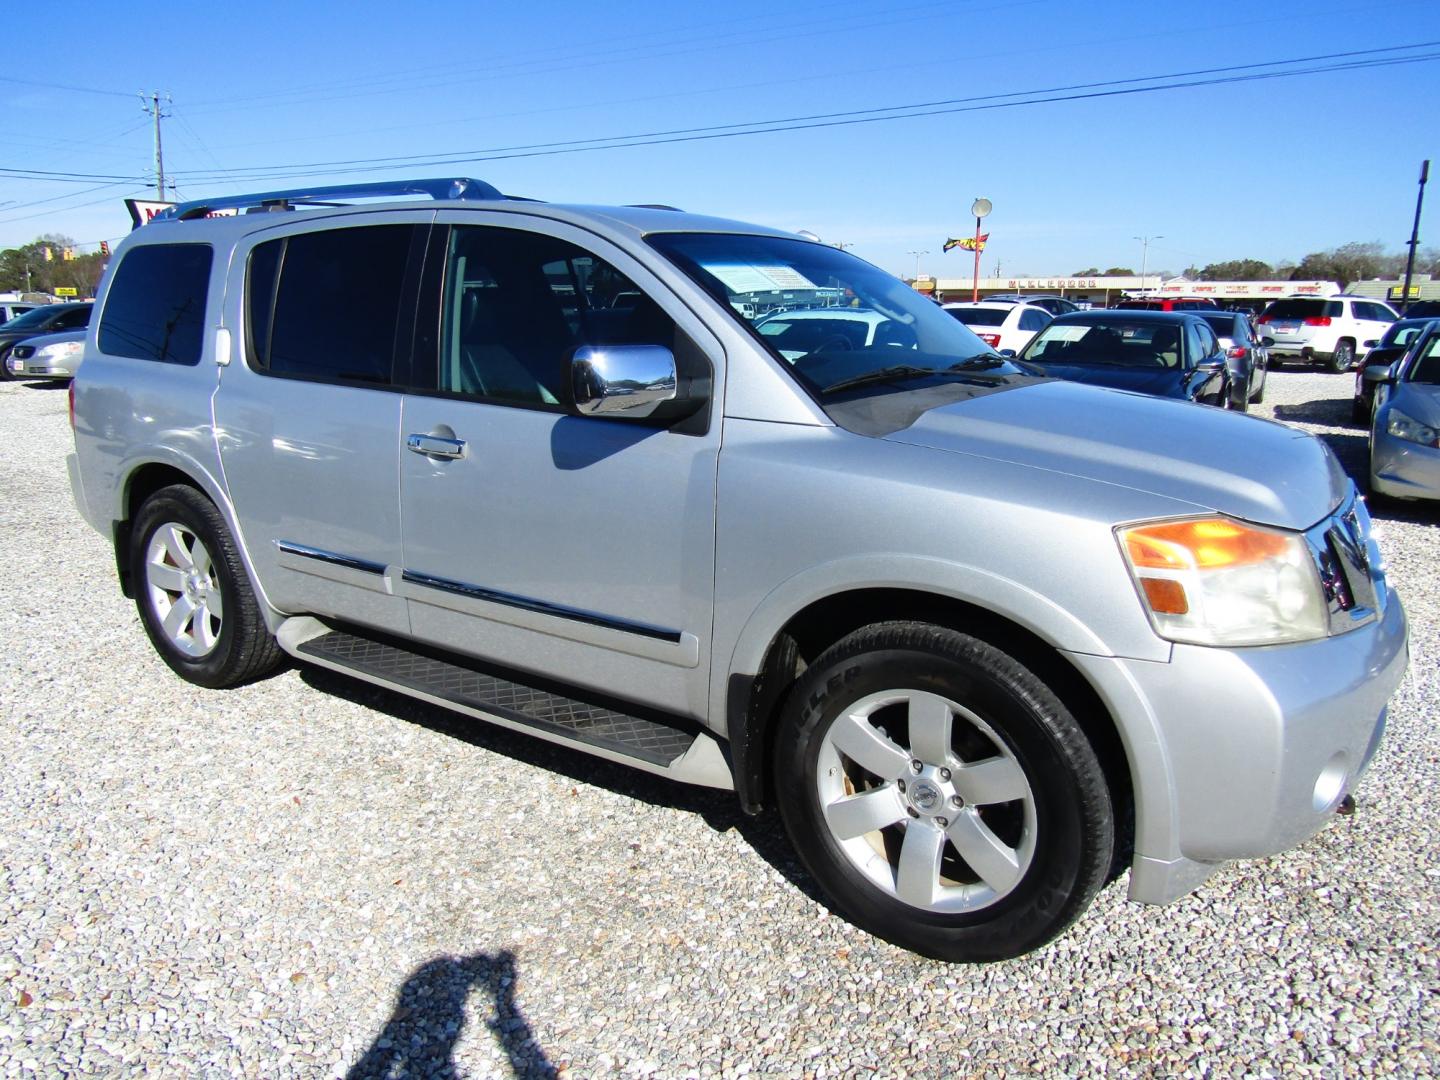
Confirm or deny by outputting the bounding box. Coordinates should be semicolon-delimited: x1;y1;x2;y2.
125;199;239;229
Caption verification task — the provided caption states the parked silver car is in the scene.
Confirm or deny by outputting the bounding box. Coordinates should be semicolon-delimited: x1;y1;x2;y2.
1369;319;1440;502
6;327;86;380
68;179;1407;962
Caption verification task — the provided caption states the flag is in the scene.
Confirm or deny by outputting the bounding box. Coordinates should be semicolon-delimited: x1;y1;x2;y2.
959;234;990;252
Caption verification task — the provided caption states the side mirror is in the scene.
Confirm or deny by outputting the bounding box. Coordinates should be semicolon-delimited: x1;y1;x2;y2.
567;344;679;420
1361;363;1395;386
1362;339;1379;349
999;348;1017;357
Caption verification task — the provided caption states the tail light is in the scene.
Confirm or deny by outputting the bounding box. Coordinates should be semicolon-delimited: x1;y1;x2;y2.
1255;315;1271;325
68;380;76;430
979;333;1001;347
1303;316;1332;326
1226;345;1246;360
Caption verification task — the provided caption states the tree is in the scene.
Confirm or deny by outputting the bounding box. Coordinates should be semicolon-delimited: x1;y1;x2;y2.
1196;258;1274;281
1102;266;1135;276
1071;266;1100;276
0;235;106;297
1290;241;1403;287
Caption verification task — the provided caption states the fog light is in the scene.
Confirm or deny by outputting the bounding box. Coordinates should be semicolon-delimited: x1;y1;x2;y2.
1312;752;1350;814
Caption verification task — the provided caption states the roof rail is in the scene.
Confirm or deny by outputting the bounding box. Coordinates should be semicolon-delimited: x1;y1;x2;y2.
155;178;508;222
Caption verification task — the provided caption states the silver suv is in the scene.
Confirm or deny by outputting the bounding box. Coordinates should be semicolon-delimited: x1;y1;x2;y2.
67;179;1407;962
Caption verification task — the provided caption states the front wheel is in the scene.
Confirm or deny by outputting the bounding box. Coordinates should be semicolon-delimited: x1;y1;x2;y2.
773;622;1114;962
131;484;284;689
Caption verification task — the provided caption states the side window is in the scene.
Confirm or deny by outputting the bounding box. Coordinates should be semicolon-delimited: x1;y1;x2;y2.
438;226;677;407
98;244;212;365
1019;309;1048;331
1199;324;1220;357
58;307;92;329
249;224;417;385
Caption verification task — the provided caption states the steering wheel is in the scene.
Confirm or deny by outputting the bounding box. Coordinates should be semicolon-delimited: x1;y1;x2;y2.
811;335;853;354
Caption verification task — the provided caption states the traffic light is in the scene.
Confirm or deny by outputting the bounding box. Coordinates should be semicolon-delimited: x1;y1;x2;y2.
100;241;110;257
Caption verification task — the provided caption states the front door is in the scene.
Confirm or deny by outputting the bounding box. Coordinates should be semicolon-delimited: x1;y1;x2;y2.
396;217;723;718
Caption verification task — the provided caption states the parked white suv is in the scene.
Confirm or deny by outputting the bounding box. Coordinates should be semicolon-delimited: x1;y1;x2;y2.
1257;296;1397;372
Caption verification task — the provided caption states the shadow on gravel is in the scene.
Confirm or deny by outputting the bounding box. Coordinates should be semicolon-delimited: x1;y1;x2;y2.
297;666;820;902
1272;397;1354;427
348;950;557;1079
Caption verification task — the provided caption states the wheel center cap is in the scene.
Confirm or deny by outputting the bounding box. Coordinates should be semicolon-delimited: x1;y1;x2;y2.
909;780;942;813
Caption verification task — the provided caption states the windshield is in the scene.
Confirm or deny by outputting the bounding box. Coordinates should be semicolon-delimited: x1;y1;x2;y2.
2;306;60;331
1020;318;1186;369
647;233;1021;395
1382;321;1426;348
1264;299;1339;319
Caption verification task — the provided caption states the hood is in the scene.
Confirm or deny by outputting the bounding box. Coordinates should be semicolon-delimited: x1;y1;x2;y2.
1022;362;1195;398
883;380;1349;530
14;327;86;349
1392;381;1440;428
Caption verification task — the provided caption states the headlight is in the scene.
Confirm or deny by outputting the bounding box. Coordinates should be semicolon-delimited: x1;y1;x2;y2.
1117;517;1328;646
37;341;83;363
1385;408;1440;447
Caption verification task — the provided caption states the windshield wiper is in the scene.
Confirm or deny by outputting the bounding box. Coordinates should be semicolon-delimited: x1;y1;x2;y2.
947;354;1009;371
820;364;937;395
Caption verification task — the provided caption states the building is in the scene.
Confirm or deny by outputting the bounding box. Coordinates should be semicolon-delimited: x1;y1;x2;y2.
915;275;1340;308
1343;273;1440;307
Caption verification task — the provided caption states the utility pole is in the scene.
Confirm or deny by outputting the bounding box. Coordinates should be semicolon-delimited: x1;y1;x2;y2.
1135;235;1164;294
906;250;929;281
1400;160;1429;315
140;91;172;201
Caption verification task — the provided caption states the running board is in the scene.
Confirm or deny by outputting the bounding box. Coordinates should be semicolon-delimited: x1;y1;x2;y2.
274;617;733;790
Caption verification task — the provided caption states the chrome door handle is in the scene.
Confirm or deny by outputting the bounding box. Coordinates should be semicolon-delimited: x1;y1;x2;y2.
406;433;466;459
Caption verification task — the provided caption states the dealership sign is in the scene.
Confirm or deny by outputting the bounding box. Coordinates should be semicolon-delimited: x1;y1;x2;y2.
125;199;239;229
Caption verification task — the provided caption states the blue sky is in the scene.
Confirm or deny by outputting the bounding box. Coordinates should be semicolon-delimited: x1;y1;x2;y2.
4;0;1437;280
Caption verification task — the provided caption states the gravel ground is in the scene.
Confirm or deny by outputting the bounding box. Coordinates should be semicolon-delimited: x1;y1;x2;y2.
1;369;1437;1079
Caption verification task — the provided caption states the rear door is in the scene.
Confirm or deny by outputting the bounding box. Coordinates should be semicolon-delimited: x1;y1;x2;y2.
394;215;724;718
214;214;428;635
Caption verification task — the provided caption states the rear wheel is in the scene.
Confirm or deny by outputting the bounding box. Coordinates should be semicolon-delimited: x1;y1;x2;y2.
1328;340;1355;373
773;622;1114;962
131;485;284;689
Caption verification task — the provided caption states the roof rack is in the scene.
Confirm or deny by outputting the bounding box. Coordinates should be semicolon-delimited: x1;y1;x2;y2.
155;178;509;222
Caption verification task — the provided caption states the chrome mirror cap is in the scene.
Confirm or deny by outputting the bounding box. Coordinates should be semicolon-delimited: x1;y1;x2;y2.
569;345;678;419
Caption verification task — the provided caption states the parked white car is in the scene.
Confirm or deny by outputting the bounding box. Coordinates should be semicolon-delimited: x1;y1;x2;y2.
941;301;1051;353
1256;296;1397;372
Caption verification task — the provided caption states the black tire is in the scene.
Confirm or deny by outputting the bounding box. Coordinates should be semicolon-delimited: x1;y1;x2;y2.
1249;365;1266;404
1352;396;1369;425
130;484;284;689
1327;340;1355;373
773;621;1113;962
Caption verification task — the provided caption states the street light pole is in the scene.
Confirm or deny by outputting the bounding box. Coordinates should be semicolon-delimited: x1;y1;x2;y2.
971;197;992;302
1134;235;1164;294
1400;160;1430;316
907;250;929;281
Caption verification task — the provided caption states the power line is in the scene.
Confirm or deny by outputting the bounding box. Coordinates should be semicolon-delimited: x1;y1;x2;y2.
0;74;134;99
170;42;1440;184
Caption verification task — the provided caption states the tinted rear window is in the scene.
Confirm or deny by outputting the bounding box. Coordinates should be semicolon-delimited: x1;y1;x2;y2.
252;225;417;385
99;244;212;365
945;308;1007;327
1264;299;1340;319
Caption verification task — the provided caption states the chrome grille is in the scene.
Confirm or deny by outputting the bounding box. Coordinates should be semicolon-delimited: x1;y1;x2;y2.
1307;493;1386;634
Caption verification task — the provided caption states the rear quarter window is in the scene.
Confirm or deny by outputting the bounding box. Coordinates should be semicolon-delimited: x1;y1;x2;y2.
98;244;213;365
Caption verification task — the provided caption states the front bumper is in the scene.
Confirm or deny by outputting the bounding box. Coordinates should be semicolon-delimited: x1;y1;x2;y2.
1370;429;1440;501
1070;586;1408;904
